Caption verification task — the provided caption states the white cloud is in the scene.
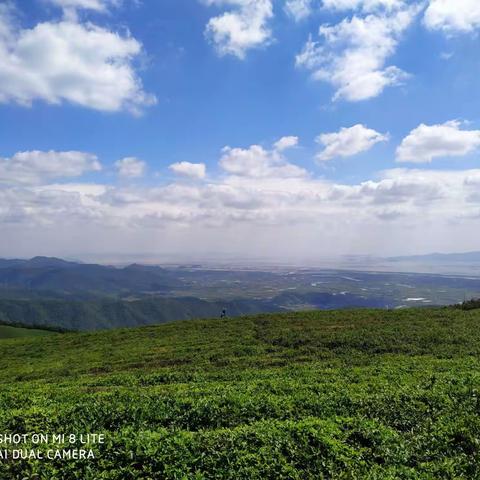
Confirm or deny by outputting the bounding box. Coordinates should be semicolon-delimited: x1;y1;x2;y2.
440;51;453;60
0;150;101;185
353;169;448;205
424;0;480;33
396;121;480;163
285;0;404;20
296;6;418;101
317;124;388;161
115;157;146;178
323;0;406;12
204;0;273;58
47;0;119;13
0;9;155;113
4;146;480;257
219;141;308;178
285;0;313;21
169;162;207;180
4;165;480;258
274;136;299;151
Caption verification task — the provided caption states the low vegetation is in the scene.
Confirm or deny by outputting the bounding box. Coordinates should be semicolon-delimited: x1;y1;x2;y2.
0;324;56;339
455;298;480;311
0;292;387;331
0;297;277;331
1;308;479;478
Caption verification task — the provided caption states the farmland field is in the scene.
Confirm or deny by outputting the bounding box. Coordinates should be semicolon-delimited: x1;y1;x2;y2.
1;308;480;479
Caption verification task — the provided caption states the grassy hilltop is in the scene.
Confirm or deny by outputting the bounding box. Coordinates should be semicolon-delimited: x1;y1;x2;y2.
1;308;480;479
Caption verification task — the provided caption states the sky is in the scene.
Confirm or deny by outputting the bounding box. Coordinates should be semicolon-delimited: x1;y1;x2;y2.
1;0;480;261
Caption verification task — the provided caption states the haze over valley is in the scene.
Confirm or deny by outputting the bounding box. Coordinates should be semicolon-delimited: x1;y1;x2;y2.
1;254;479;330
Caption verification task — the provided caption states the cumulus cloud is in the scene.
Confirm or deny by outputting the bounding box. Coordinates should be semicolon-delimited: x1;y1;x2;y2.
204;0;273;58
424;0;480;33
47;0;119;13
396;121;480;163
352;169;448;205
285;0;313;21
296;5;418;101
169;162;207;180
115;157;146;178
3;144;480;257
0;150;101;185
273;136;299;151
219;140;308;178
0;8;155;113
316;124;388;161
4;164;480;258
286;0;405;20
323;0;406;12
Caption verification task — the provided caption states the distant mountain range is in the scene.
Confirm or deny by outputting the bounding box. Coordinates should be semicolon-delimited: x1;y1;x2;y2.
0;255;477;331
0;256;79;269
387;252;480;263
0;256;182;297
0;256;392;330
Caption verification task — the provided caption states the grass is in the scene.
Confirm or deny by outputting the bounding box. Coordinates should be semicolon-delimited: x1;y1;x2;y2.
0;324;56;339
1;308;480;479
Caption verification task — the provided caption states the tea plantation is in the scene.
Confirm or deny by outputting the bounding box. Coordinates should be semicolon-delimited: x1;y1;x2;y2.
1;308;480;479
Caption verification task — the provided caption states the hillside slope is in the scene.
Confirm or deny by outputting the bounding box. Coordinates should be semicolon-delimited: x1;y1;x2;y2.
1;308;480;478
0;297;274;330
0;324;56;339
0;293;388;331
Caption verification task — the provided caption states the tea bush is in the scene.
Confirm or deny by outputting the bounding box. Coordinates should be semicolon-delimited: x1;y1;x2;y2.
0;308;479;478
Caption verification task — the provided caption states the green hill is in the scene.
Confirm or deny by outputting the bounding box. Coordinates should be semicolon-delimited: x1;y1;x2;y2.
0;293;388;331
0;297;277;331
1;308;480;479
0;324;56;339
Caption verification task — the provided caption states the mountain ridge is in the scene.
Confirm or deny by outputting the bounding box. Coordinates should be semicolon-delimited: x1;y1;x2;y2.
387;251;480;263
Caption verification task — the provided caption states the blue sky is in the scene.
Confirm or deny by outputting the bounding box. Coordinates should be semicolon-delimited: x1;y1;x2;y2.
1;0;480;260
